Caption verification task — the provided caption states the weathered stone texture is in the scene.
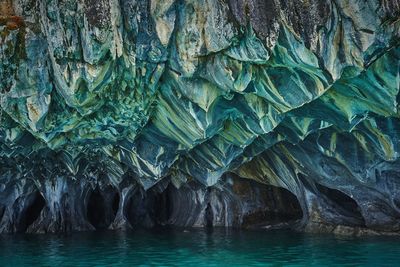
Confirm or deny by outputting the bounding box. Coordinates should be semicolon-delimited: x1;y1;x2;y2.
0;0;399;234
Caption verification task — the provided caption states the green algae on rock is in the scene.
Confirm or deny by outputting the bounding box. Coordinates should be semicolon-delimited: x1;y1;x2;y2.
0;0;400;235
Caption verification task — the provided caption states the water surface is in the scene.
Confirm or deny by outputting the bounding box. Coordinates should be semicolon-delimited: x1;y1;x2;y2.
0;228;399;266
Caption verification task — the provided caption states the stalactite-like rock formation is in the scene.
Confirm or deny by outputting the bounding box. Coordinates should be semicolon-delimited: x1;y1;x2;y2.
0;0;399;235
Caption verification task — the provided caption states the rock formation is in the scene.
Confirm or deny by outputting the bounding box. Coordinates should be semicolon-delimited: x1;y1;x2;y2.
0;0;399;235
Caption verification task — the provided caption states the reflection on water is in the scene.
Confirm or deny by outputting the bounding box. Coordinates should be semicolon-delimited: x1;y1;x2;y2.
1;228;399;266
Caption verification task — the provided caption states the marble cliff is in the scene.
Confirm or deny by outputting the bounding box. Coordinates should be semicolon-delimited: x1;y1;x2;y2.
0;0;399;235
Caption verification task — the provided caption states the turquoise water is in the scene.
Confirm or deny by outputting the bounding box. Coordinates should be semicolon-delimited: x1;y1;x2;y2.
0;228;399;266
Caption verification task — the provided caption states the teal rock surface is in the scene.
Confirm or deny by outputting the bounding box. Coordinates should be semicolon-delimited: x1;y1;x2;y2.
0;0;400;234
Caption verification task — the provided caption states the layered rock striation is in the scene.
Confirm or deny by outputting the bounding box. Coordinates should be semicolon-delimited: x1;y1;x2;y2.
0;0;400;234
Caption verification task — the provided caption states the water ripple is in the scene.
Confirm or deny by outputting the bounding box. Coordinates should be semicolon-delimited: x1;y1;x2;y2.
0;228;399;266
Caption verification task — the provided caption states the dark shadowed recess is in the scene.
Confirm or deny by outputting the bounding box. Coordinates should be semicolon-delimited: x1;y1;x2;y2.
126;184;173;228
316;183;366;226
3;180;304;232
242;185;303;227
205;203;214;228
17;191;46;233
0;205;5;222
125;178;303;229
87;187;120;230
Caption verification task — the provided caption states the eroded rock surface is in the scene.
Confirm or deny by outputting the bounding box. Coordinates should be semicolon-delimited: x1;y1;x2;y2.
0;0;400;234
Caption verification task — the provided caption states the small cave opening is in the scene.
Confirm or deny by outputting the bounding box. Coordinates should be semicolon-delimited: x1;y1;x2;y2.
126;184;174;228
241;183;303;228
86;186;120;230
87;188;119;230
87;189;106;230
205;203;214;228
86;187;120;230
316;183;365;226
18;191;46;232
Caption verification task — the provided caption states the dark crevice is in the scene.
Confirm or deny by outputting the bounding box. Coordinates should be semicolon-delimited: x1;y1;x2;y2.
205;203;214;228
18;191;46;233
112;193;120;217
149;184;172;226
316;183;366;226
297;172;315;191
87;189;106;230
0;205;5;222
61;193;72;233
